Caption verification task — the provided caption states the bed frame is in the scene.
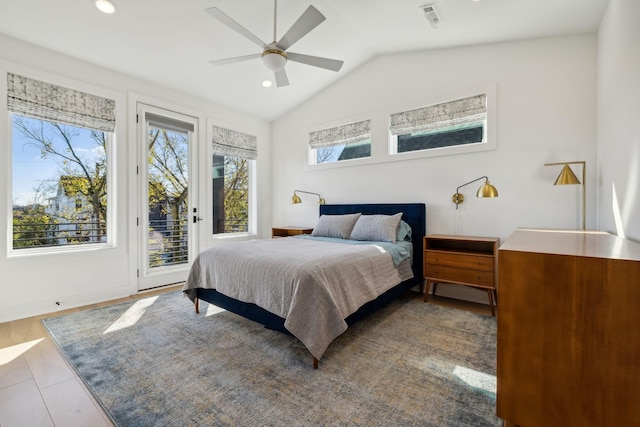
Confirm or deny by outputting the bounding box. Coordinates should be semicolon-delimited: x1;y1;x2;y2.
193;203;426;368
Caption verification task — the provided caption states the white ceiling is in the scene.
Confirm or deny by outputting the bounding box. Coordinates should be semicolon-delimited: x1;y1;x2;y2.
0;0;608;122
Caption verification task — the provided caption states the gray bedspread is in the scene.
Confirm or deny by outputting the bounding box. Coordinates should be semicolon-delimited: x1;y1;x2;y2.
183;237;413;360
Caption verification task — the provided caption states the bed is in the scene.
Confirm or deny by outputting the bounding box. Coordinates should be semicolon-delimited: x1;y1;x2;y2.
183;203;426;368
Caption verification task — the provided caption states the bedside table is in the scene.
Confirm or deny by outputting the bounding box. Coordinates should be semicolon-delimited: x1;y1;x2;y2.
271;226;313;238
423;234;500;316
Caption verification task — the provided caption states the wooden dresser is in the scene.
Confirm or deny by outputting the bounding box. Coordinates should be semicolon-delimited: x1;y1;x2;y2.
497;229;640;427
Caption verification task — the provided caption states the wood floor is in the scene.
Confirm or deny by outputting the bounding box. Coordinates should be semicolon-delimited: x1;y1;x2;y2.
0;286;492;427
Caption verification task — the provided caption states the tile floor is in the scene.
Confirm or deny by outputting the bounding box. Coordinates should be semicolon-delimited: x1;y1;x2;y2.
0;286;491;426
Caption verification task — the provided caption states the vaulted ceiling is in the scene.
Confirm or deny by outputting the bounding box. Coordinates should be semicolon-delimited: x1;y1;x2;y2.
0;0;608;121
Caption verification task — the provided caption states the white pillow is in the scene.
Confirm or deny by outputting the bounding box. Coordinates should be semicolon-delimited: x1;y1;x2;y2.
350;213;403;243
311;213;361;239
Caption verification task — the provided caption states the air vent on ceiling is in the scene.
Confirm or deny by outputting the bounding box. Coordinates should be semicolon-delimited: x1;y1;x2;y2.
420;4;442;29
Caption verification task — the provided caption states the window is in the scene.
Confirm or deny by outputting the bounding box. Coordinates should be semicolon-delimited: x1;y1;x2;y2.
390;94;487;155
309;119;371;165
8;73;115;251
211;126;255;235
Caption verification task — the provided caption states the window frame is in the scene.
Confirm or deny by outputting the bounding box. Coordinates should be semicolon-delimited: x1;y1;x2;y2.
206;118;257;241
6;69;118;257
388;89;495;160
308;118;373;166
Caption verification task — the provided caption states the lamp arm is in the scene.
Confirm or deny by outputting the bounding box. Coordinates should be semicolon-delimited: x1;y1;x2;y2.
294;190;322;198
293;189;326;205
456;176;488;194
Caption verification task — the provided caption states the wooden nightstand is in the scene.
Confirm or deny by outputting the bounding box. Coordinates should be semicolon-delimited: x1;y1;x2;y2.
271;226;313;238
423;234;500;316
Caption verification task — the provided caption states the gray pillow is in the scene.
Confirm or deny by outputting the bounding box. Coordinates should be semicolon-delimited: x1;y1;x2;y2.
311;213;361;239
350;213;403;243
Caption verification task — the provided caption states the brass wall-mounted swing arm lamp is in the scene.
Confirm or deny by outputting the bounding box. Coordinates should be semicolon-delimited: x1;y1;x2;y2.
452;176;499;209
290;190;326;205
544;161;586;230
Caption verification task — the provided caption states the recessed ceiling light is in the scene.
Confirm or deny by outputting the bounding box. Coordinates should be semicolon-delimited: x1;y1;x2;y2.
95;0;116;14
261;80;273;88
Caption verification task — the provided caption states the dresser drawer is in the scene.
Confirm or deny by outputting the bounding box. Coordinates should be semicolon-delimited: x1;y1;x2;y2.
424;264;495;287
424;251;494;271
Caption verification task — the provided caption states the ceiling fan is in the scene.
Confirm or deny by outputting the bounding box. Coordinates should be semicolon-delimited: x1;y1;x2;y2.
205;0;344;87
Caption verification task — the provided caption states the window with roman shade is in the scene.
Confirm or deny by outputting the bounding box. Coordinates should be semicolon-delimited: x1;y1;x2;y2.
8;72;116;252
211;125;256;235
390;94;487;154
308;119;371;164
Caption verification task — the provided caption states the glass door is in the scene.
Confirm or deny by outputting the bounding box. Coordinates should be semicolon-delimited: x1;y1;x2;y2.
137;104;198;291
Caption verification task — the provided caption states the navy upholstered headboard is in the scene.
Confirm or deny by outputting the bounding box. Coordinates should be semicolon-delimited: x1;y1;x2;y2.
319;203;426;284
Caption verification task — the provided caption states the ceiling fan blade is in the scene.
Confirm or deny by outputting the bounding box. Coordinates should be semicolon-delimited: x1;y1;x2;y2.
276;5;326;51
205;7;267;50
209;54;262;66
275;69;290;87
286;52;344;72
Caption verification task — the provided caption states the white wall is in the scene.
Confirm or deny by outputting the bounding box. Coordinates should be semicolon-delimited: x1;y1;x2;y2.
0;34;271;322
272;35;597;302
597;0;640;242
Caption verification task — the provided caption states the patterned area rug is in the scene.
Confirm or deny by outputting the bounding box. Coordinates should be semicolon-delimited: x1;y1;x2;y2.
43;291;500;426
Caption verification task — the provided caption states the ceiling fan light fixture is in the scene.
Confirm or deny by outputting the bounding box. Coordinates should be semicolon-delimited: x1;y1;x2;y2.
262;49;287;72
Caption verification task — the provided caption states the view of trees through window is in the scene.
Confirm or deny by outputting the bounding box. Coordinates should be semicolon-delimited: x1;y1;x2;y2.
316;140;371;164
11;115;108;249
212;155;249;234
146;126;189;268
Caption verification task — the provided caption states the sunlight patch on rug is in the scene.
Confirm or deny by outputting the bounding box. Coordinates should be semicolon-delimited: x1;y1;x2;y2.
409;354;453;373
453;365;497;394
103;295;158;334
205;303;226;316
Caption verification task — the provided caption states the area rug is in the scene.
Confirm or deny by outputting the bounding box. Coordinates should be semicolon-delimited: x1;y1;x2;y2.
42;291;500;426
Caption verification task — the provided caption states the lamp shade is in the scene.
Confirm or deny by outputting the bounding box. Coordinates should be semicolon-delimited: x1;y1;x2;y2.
290;193;302;204
544;160;586;230
452;176;498;209
554;164;581;185
476;181;499;198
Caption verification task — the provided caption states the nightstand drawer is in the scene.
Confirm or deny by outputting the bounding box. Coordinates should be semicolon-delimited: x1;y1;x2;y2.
272;226;313;238
424;251;494;271
424;264;495;287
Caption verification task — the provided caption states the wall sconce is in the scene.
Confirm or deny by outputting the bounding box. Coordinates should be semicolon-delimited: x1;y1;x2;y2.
544;161;586;230
452;176;498;209
290;190;326;205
